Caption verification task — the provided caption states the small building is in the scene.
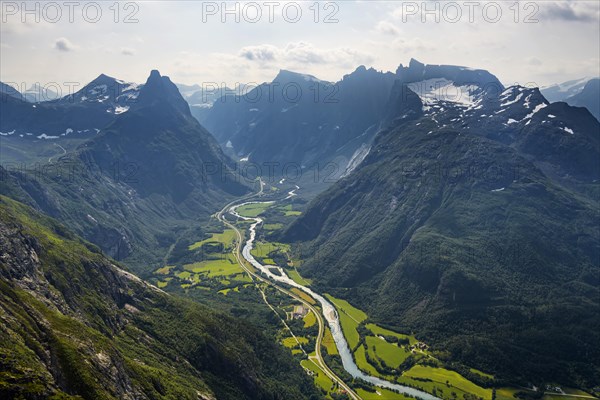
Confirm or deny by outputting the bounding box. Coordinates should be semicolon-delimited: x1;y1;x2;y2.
292;305;308;319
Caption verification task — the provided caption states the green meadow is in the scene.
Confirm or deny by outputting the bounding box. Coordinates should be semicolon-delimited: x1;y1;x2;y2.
188;229;236;250
365;336;411;368
236;202;273;217
182;254;243;278
300;359;335;396
324;294;367;349
401;365;492;400
282;336;309;349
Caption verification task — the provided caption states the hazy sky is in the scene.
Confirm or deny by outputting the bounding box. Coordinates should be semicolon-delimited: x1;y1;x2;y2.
1;0;599;94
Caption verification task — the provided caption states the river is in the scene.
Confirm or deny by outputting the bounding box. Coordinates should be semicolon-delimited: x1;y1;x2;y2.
230;202;439;400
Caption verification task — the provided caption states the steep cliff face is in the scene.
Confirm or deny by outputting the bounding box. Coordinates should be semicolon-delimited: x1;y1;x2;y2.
0;196;318;400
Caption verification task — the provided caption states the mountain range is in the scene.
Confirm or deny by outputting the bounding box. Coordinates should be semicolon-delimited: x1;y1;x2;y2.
2;70;249;270
1;58;599;394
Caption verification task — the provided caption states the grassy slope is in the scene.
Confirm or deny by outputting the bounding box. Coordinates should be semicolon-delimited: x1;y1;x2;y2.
285;117;600;387
0;195;320;399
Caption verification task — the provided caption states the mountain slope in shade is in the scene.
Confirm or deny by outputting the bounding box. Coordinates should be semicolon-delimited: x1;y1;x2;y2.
1;70;249;270
0;81;26;102
201;59;504;185
565;78;600;121
284;77;600;387
0;195;319;399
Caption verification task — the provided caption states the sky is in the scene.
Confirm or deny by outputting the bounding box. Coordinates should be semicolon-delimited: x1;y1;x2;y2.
1;0;599;95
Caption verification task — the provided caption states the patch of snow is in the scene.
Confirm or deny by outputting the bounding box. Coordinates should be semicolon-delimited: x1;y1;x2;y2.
491;187;505;192
548;114;556;118
523;103;548;120
226;140;233;149
408;78;479;106
561;127;574;135
281;104;298;113
114;105;129;114
249;108;259;112
37;134;60;139
0;130;16;136
507;118;518;124
240;155;250;162
500;93;523;107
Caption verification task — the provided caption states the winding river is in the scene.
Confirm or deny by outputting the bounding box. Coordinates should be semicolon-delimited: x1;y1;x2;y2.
230;202;439;400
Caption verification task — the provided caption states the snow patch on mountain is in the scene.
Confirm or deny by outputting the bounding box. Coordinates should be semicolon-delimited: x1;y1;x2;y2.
408;78;479;107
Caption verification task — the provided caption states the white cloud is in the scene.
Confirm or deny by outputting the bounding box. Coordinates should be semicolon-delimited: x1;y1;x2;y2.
54;37;75;52
239;42;373;69
121;47;135;56
375;21;400;36
539;1;599;22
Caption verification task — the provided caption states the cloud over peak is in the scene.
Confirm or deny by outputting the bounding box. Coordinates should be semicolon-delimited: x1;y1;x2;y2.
54;37;75;52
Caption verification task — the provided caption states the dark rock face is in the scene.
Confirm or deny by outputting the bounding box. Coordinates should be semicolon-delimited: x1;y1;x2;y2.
566;78;600;121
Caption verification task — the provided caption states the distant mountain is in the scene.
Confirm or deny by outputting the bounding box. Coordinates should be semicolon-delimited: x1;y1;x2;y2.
202;67;397;170
0;81;26;101
1;73;142;138
1;70;249;270
542;77;600;121
565;78;600;121
0;195;318;399
541;77;591;103
284;65;600;387
202;59;504;184
21;82;61;102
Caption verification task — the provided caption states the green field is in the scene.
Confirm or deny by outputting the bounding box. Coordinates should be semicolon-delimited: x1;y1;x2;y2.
300;359;335;395
282;336;309;349
354;345;380;376
365;323;417;345
279;204;302;216
322;327;338;355
288;268;312;286
263;223;283;231
356;388;414;400
291;288;316;305
325;294;367;349
188;229;236;250
155;265;174;275
182;254;244;278
403;365;492;400
236;202;273;217
365;336;411;368
251;241;290;264
218;286;240;295
303;311;316;328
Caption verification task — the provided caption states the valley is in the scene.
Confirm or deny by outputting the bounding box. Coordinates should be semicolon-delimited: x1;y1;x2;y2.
147;181;597;400
1;55;598;399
